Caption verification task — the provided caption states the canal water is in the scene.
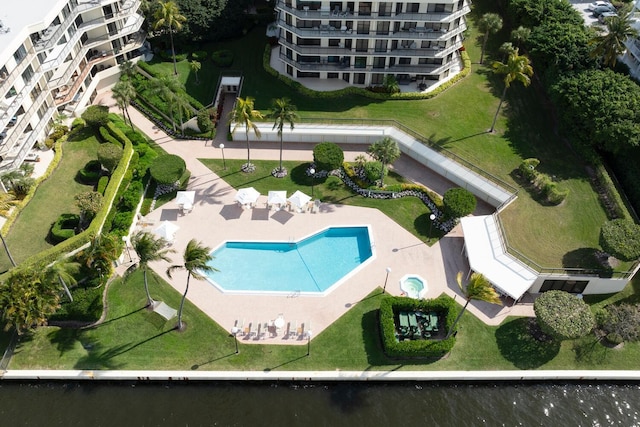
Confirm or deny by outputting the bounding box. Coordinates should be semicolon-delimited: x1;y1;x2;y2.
1;381;639;426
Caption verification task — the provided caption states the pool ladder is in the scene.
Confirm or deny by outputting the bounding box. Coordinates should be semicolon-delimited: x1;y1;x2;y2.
288;289;301;298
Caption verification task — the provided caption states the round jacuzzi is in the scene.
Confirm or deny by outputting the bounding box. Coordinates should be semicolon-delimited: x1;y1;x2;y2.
399;275;427;299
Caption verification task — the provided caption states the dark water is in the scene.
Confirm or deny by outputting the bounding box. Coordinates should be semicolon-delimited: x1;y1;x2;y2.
1;381;640;426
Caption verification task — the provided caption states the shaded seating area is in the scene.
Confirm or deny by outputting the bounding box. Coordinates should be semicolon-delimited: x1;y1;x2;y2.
396;311;439;341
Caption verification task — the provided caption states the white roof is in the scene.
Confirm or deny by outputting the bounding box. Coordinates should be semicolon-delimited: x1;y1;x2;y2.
460;215;537;300
221;76;241;86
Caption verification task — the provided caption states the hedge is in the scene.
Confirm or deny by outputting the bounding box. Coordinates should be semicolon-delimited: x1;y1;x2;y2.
49;213;79;244
313;142;344;171
97;176;109;194
98;126;120;146
379;295;458;358
150;154;186;184
443;187;477;219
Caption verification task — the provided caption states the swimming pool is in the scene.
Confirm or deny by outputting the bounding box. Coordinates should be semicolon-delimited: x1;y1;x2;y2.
204;226;375;295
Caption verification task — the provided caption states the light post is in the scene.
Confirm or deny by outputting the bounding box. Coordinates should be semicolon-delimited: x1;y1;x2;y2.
383;266;391;293
309;168;315;197
97;267;102;281
429;213;436;237
231;326;240;354
306;330;313;356
122;236;132;263
219;143;226;170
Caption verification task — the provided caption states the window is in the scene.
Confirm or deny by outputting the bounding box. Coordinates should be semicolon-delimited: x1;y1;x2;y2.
378;2;391;16
376;21;390;35
407;3;420;13
13;45;27;64
355;39;368;52
358;2;372;16
22;65;34;84
354;73;365;84
297;71;320;78
371;73;384;84
374;40;387;52
373;57;385;69
354;57;366;68
342;73;350;82
329;39;340;47
540;280;589;294
328;72;339;78
356;21;370;34
399;57;411;65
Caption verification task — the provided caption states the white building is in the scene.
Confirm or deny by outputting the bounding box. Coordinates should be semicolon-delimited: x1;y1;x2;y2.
274;0;470;87
0;0;145;171
621;0;640;80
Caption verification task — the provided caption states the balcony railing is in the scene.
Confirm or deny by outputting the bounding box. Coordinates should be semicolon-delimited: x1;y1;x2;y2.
279;38;452;58
0;90;48;156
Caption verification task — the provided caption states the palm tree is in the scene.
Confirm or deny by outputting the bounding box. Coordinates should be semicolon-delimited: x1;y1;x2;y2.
119;60;137;80
189;60;201;84
444;272;502;339
478;13;503;64
499;42;516;62
153;1;186;76
490;49;534;133
0;192;17;267
172;92;194;136
510;26;531;49
590;6;639;68
44;257;81;302
229;96;264;172
269;98;298;176
131;231;175;307
367;136;401;186
166;239;217;331
112;80;136;129
149;74;184;131
81;234;120;279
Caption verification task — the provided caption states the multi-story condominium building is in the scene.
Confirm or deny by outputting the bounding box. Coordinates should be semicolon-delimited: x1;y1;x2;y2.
274;0;470;87
0;0;145;171
621;0;640;80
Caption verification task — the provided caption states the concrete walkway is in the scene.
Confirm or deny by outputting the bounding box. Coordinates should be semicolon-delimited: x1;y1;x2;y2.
97;92;534;346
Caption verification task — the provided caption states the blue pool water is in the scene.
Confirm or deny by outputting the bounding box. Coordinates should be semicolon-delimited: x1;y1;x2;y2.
205;226;374;294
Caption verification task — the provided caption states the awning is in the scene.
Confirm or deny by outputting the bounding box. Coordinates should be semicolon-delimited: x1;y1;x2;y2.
460;215;537;300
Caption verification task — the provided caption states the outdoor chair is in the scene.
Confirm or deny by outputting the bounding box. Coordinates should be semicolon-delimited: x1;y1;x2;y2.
249;322;257;338
288;321;297;338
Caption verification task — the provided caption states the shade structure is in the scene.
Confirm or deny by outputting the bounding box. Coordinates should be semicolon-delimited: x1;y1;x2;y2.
288;190;312;210
153;221;180;241
267;190;287;206
175;191;195;206
235;187;261;205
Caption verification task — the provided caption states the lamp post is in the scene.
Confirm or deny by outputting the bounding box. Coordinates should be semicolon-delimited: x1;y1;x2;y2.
306;330;313;356
97;267;102;281
122;236;132;263
383;266;392;293
219;143;226;170
231;326;240;354
429;213;436;237
309;168;315;197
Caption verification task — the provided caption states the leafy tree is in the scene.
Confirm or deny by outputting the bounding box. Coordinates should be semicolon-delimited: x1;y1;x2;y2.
149;154;186;185
81;105;109;130
0;193;17;267
445;272;502;339
196;108;213;133
313;142;344;171
171;0;230;42
269;97;298;176
528;22;594;78
80;234;120;278
478;13;503;63
443;188;477;219
367;137;401;186
149;74;185;131
598;303;640;343
153;1;187;76
111;80;136;129
97;143;124;174
229;96;263;172
44;257;81;303
490;49;533;133
189;60;201;84
119;60;137;80
166;239;216;331
534;290;595;340
600;219;640;261
0;268;60;335
131;231;175;307
506;0;584;28
590;6;639;68
172;92;194;135
75;191;103;228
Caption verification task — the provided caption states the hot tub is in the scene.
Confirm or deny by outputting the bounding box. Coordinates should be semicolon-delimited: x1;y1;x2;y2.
400;275;427;299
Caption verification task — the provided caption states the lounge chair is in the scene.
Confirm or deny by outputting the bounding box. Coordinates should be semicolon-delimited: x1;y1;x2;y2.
242;320;250;337
288;321;297;338
248;322;257;338
296;322;304;338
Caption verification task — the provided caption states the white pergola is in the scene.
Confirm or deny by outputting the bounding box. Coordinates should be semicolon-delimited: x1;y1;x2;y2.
460;215;538;301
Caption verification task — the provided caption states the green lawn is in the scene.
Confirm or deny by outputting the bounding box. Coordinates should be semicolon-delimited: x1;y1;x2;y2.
9;269;640;371
200;158;440;242
0;128;98;271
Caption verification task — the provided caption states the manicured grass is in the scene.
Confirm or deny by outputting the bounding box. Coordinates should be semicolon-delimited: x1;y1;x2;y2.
0;128;98;271
9;269;640;371
199;158;440;242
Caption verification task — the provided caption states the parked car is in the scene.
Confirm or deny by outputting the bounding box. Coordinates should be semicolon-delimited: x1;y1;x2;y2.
592;4;616;16
588;1;613;11
24;152;40;162
599;11;618;23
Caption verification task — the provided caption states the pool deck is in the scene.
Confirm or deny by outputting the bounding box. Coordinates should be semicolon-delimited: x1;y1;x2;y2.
99;92;535;345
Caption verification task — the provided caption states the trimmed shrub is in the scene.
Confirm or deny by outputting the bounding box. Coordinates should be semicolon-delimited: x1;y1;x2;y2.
379;295;458;358
443;187;477;219
313;142;344;172
49;213;79;243
44;138;55;149
81;105;109;129
71;117;86;130
197;108;213;133
211;49;233;67
598;303;640;343
97;176;109;194
363;161;384;184
77;160;102;184
519;158;540;182
600;219;640;261
49;282;103;322
534;290;595;340
191;50;207;61
150;154;186;185
111;211;135;233
99;126;120;145
97;143;124;174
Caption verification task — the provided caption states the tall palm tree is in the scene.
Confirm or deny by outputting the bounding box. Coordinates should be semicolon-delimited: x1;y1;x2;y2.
0;192;17;267
149;74;184;131
119;60;137;80
131;231;175;307
81;234;120;279
112;80;136;129
590;6;639;68
499;42;516;62
490;49;533;133
166;239;217;331
189;60;201;84
229;97;264;172
269;98;298;176
153;1;186;76
172;93;194;136
367;136;401;186
444;272;502;339
510;26;531;49
478;13;503;64
44;257;81;302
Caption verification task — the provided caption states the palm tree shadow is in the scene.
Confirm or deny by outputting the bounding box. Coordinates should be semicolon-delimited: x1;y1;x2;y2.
94;306;147;328
47;328;82;355
264;354;308;372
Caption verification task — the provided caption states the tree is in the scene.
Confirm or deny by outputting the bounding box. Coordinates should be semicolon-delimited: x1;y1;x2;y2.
189;60;201;84
166;239;216;330
534;290;595;340
383;74;400;93
490;49;533;133
445;272;502;339
44;257;81;303
269;98;298;176
80;234;120;278
528;22;595;77
75;191;103;229
153;1;187;76
119;60;137;80
97;143;124;174
367;137;401;186
229;96;263;172
131;231;175;307
172;92;193;136
81;105;109;130
598;303;640;343
112;80;136;129
149;74;185;131
590;6;639;68
443;188;477;219
478;13;503;63
149;154;186;185
0;192;17;267
499;42;516;61
510;26;531;48
600;219;640;261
